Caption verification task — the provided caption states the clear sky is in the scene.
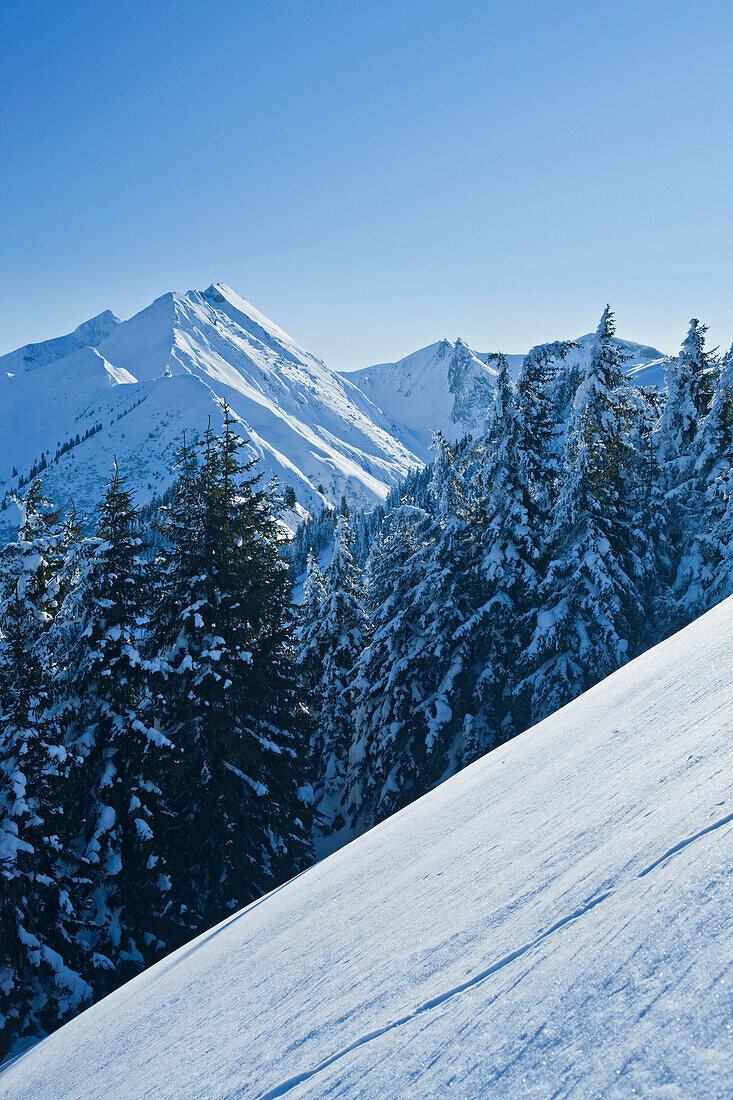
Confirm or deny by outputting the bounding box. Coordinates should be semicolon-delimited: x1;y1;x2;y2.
2;0;731;369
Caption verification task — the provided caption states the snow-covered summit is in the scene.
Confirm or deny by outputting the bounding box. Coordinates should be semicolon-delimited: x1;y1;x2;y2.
0;310;121;376
0;285;421;530
3;595;730;1098
346;337;500;457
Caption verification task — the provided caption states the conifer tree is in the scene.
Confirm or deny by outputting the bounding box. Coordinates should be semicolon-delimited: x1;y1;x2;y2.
348;505;440;830
658;319;718;468
411;435;479;776
629;388;675;637
693;343;733;607
60;462;170;987
467;358;538;753
301;513;365;840
150;408;313;929
514;340;577;518
0;484;89;1056
518;307;644;723
294;549;326;702
658;321;721;625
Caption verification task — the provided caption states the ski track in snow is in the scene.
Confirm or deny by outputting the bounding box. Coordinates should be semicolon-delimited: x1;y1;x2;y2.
636;809;733;878
257;809;732;1100
255;889;616;1100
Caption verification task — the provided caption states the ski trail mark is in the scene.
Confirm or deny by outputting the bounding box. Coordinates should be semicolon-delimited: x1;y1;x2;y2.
637;810;733;878
254;890;612;1100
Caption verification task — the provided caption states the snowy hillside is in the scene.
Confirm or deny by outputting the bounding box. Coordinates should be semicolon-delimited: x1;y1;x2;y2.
348;333;667;456
345;338;500;457
4;596;730;1100
0;310;122;375
0;285;420;532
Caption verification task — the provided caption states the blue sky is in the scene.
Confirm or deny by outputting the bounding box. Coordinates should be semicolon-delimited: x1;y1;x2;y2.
2;0;731;368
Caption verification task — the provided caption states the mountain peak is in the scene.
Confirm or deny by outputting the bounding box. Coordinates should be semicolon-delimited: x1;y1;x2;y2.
0;307;122;376
0;284;421;533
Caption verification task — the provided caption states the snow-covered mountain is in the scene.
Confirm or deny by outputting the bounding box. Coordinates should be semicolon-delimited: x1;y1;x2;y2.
344;338;501;458
0;310;122;375
4;596;730;1099
0;288;670;534
347;333;667;457
0;285;421;532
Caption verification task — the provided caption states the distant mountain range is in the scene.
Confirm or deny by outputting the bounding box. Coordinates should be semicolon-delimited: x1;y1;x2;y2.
0;283;668;534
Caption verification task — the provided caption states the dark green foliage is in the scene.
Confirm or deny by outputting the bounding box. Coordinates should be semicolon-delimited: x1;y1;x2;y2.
0;484;89;1057
59;463;169;987
149;407;313;929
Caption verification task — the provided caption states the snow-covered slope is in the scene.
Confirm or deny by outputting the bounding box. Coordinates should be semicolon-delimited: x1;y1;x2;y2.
345;339;500;457
348;333;667;456
0;310;121;376
4;597;730;1100
0;285;421;531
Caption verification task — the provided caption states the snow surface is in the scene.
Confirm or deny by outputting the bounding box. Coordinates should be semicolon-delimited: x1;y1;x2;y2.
2;597;730;1099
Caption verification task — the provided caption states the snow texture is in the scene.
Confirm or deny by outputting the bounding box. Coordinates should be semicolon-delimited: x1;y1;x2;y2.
1;596;730;1099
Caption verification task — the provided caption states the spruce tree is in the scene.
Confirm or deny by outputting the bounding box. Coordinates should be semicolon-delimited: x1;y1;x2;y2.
420;434;483;765
348;504;440;830
0;484;89;1057
658;319;718;468
60;462;170;988
467;358;538;753
302;513;365;841
150;408;313;930
514;340;578;518
694;343;733;607
294;549;326;706
518;307;644;723
658;321;721;626
629;387;675;638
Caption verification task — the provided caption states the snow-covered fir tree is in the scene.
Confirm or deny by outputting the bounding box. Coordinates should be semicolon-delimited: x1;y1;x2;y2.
0;484;89;1057
294;549;326;702
514;340;577;518
58;463;170;989
628;387;675;639
413;433;483;772
299;513;365;842
693;342;733;607
149;408;313;930
347;505;440;829
517;307;646;724
466;357;538;753
658;320;721;626
658;319;718;471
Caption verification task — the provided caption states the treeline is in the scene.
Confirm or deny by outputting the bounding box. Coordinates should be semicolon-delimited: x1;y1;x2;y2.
0;409;313;1057
296;310;732;836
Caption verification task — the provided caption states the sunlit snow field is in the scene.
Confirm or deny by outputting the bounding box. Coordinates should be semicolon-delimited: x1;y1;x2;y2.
3;597;730;1099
